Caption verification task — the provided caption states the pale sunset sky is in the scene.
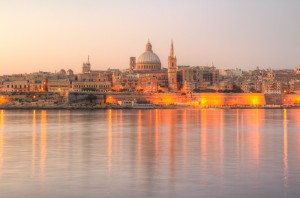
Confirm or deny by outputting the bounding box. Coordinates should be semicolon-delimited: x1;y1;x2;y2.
0;0;299;75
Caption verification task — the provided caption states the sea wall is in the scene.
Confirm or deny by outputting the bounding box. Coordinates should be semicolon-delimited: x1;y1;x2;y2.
1;91;300;107
68;92;106;104
106;93;300;106
105;93;267;106
0;92;63;103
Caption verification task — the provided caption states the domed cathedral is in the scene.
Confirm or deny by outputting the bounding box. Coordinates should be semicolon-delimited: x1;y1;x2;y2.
130;40;162;72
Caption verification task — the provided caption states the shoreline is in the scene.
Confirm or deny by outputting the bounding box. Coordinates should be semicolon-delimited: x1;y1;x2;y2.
1;104;300;110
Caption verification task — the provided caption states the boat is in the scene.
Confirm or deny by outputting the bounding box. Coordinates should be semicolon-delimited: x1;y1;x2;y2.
117;100;154;109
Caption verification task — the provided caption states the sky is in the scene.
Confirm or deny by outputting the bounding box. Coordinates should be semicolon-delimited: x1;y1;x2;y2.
0;0;300;75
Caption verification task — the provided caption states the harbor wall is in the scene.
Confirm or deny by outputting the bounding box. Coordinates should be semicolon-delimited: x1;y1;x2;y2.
1;91;300;106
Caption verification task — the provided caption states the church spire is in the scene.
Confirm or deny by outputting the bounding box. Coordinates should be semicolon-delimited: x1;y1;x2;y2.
170;39;175;57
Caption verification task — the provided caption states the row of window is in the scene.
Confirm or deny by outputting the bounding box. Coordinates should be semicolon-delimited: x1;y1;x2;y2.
73;84;110;89
6;84;42;89
137;65;160;70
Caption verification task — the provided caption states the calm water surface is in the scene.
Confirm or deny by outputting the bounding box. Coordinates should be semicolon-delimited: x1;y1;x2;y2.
0;109;300;198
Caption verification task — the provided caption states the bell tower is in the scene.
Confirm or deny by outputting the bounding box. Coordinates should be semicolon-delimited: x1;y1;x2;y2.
82;56;91;73
129;57;136;73
168;40;177;91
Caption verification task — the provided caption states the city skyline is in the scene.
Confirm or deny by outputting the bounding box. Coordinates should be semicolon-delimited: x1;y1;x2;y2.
1;0;300;75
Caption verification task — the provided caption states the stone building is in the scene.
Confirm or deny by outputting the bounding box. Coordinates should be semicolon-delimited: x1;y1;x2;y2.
48;79;71;92
72;81;111;92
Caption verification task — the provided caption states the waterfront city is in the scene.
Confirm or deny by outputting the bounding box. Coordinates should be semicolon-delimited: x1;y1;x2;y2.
1;1;300;198
1;40;300;109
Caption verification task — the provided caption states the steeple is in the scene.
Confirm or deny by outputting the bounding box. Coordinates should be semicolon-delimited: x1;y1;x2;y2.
170;39;174;57
168;39;178;91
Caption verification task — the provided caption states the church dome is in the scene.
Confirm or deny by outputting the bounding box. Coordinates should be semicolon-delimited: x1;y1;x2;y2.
137;52;161;65
136;40;161;71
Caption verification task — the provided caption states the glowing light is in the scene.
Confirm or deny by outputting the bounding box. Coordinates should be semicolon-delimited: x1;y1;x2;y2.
106;96;116;104
251;98;258;105
201;98;207;106
0;96;8;104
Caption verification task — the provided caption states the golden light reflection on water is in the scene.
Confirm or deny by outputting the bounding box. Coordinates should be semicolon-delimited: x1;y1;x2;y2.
107;109;112;174
137;110;142;162
0;109;299;197
166;109;176;182
201;109;207;164
181;110;187;165
155;109;160;161
283;109;288;188
0;110;4;172
32;110;36;175
219;109;224;175
244;109;263;166
119;110;123;158
236;109;240;158
40;110;47;178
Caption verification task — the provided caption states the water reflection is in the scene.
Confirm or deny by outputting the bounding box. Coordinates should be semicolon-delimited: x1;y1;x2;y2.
32;110;36;175
201;109;207;164
40;110;47;178
155;109;160;161
137;110;142;162
236;109;240;157
283;109;288;188
107;109;112;174
0;110;4;172
0;109;299;198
